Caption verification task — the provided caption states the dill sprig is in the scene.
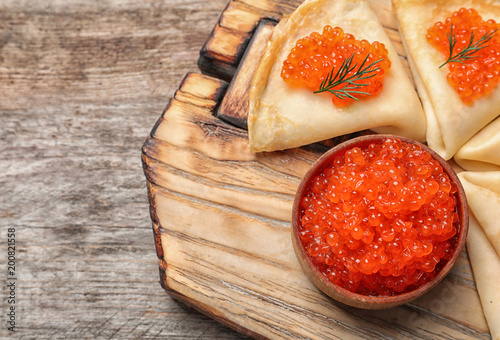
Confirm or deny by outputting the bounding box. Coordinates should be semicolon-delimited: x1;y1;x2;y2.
314;53;383;101
439;23;497;68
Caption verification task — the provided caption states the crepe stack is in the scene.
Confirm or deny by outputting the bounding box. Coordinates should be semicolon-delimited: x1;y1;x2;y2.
453;99;500;340
392;1;500;338
458;171;500;340
247;0;426;152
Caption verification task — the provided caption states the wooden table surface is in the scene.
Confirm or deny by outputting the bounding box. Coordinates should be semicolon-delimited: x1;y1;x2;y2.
0;0;250;338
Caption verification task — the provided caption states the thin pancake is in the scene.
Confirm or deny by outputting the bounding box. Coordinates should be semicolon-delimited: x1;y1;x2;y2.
248;0;426;152
392;0;500;160
458;171;500;257
466;215;500;340
454;117;500;171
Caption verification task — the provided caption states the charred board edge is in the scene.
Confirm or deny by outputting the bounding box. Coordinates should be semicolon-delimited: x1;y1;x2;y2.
198;0;282;82
141;71;232;261
215;19;278;129
158;259;269;340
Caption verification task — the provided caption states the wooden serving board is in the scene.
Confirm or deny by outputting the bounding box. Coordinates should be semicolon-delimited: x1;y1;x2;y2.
142;0;492;338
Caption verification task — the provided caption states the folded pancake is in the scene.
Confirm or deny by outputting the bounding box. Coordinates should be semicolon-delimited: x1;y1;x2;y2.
466;214;500;340
458;171;500;257
392;0;500;160
248;0;426;153
454;117;500;171
458;170;500;339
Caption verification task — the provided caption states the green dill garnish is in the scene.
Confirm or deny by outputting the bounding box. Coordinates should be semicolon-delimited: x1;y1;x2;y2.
314;53;383;101
439;23;497;68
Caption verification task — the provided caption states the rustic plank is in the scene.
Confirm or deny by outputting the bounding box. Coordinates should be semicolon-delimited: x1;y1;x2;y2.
199;24;252;82
174;72;229;111
217;19;277;129
235;0;303;18
220;1;269;33
158;257;266;340
143;150;294;222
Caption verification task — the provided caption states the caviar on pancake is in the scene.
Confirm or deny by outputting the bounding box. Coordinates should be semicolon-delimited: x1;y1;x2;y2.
298;138;459;296
427;8;500;104
281;25;391;108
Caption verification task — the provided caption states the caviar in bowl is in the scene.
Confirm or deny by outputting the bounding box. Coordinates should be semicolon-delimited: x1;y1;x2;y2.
291;135;469;309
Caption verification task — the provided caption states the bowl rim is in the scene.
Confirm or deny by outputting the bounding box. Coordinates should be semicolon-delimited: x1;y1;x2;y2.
291;134;469;309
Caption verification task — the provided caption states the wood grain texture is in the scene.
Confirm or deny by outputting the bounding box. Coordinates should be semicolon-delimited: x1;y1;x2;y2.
0;0;250;338
216;19;277;129
143;71;491;339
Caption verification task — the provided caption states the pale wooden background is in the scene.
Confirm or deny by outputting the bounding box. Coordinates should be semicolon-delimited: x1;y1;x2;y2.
0;0;250;338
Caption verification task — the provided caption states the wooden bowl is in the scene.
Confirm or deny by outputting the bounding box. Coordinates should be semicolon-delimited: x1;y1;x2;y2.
291;134;469;309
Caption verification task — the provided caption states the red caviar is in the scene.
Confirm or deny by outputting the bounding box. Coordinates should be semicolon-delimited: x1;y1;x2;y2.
427;8;500;104
298;138;459;296
281;25;391;107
